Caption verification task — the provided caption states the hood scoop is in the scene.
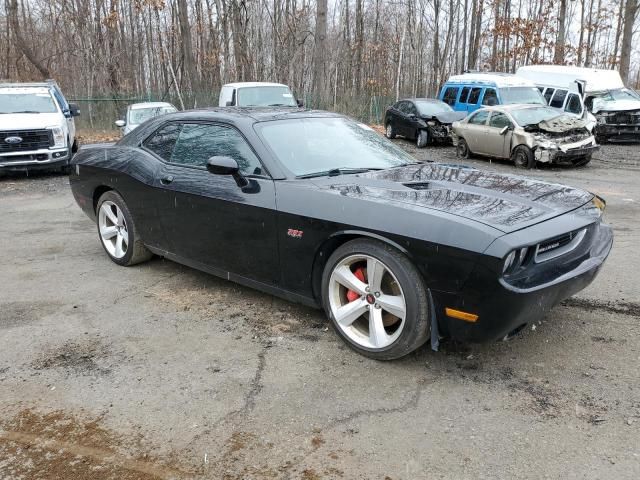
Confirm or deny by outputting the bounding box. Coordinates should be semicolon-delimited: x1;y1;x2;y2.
404;182;431;190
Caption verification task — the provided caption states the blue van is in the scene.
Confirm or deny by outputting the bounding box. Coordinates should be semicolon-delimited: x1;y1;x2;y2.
438;73;546;113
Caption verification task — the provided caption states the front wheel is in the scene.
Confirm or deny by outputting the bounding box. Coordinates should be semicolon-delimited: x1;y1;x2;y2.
385;122;396;139
512;145;535;169
96;191;152;266
322;239;430;360
416;129;429;148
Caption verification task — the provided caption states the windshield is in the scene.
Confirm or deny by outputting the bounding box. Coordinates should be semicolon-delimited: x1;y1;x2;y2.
0;92;58;114
593;88;640;104
237;86;297;107
128;106;177;124
500;87;546;105
257;117;415;177
415;101;453;116
510;106;563;127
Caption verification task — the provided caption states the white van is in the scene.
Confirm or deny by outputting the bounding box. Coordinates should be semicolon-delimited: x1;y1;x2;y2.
218;82;300;108
517;65;640;141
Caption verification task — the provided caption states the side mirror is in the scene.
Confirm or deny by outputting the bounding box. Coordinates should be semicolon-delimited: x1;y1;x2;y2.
114;119;126;128
296;99;304;108
225;100;234;107
499;126;510;135
206;156;249;188
68;103;80;117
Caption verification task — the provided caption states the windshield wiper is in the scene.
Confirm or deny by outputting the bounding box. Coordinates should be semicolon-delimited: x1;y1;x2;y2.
296;167;382;179
10;110;42;114
268;103;293;106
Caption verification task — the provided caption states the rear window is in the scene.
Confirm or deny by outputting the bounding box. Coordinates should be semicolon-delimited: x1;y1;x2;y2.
442;87;459;106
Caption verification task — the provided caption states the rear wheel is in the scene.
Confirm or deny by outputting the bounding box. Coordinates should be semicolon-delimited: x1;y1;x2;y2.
512;145;535;169
322;239;430;360
385;122;396;139
96;191;152;266
416;129;429;148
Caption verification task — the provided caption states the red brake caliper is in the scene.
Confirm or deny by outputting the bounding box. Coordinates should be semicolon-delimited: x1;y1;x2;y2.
346;267;366;302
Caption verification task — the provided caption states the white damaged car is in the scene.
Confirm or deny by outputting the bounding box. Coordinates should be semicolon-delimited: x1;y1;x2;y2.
452;105;598;168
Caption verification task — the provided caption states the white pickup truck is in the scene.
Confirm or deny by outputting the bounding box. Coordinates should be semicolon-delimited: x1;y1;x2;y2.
0;80;80;173
218;82;302;107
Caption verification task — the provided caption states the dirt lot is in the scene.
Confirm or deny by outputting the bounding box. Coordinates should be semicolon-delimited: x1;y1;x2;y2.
1;139;639;479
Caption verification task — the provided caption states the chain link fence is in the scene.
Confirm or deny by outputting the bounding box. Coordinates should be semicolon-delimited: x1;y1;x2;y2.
70;92;397;131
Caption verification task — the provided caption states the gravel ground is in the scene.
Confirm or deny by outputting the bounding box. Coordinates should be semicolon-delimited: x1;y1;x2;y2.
0;140;639;479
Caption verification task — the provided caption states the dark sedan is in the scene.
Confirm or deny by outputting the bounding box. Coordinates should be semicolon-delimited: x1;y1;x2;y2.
384;98;467;147
69;108;612;360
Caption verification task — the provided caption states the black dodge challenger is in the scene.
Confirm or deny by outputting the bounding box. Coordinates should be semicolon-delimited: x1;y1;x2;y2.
69;108;613;360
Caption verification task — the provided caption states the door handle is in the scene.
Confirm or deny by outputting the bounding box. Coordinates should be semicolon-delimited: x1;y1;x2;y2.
160;175;174;185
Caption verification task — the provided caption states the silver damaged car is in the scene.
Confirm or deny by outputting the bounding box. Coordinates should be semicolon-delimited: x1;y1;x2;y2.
452;105;599;168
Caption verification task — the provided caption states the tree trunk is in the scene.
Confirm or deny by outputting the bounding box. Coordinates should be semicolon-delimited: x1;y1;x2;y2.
312;0;328;102
177;0;198;99
7;0;50;78
619;0;638;83
554;0;567;64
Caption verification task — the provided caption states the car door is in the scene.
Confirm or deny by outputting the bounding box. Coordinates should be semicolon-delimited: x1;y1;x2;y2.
405;101;421;139
146;121;280;285
462;109;490;154
395;101;411;136
485;111;514;158
51;86;75;146
387;101;404;136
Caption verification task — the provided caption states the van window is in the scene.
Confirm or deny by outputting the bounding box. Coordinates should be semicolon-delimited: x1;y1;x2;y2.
537;86;545;93
459;87;471;104
482;88;498;106
468;87;482;105
550;89;568;108
442;87;459;106
565;94;582;114
468;110;490;125
543;88;555;104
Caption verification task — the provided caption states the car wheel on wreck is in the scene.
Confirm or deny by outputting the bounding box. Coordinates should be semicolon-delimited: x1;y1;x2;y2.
96;191;153;266
385;123;396;139
322;239;431;360
457;137;472;158
512;145;536;169
416;129;429;148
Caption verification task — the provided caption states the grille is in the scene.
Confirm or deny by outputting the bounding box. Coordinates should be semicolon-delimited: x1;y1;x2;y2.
607;113;640;125
538;232;573;254
0;129;52;152
535;228;587;263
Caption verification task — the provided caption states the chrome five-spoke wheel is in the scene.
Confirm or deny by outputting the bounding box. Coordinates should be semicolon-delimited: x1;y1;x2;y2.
98;200;129;259
328;254;406;349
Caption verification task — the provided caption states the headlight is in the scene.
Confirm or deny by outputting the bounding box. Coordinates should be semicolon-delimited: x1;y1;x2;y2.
592;195;606;214
47;126;65;148
503;247;529;274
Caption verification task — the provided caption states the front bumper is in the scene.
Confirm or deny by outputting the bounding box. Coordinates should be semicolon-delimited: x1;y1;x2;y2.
433;221;613;343
0;147;70;171
595;123;640;140
534;143;599;164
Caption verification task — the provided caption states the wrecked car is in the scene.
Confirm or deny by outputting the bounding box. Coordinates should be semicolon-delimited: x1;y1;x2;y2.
452;105;598;168
384;98;466;147
589;88;640;143
69;108;612;360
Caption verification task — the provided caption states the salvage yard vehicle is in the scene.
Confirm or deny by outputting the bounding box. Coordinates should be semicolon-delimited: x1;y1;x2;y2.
439;73;546;113
452;105;598;168
517;65;640;143
384;98;466;147
115;102;177;135
69;108;612;360
0;80;80;173
218;82;302;107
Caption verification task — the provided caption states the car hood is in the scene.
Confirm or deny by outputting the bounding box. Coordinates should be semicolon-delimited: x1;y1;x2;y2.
316;163;593;234
0;112;63;131
592;99;640;114
524;115;589;133
425;111;467;124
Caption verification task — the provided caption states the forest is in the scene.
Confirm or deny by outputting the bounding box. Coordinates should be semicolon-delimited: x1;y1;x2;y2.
1;0;638;125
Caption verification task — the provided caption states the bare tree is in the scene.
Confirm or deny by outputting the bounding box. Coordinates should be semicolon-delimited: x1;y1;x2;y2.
620;0;638;83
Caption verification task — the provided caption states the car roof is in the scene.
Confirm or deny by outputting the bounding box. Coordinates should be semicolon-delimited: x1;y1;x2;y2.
446;73;536;88
476;104;557;114
402;98;446;103
0;86;51;95
516;65;625;92
221;82;289;89
177;107;340;122
129;102;175;110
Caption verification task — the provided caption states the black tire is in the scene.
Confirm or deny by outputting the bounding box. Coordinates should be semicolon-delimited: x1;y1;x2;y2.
416;129;429;148
457;137;471;158
385;122;396;139
512;145;535;169
96;190;153;266
321;239;431;360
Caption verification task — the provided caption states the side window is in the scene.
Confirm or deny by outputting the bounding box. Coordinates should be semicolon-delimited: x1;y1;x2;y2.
489;112;512;128
550;89;568;108
467;87;482;105
460;87;471;104
143;123;182;162
170;123;264;176
408;102;418;115
442;87;459;106
397;101;409;113
482;88;498;106
468;110;490;125
537;86;545;93
565;94;582;114
51;88;68;112
543;88;555;104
